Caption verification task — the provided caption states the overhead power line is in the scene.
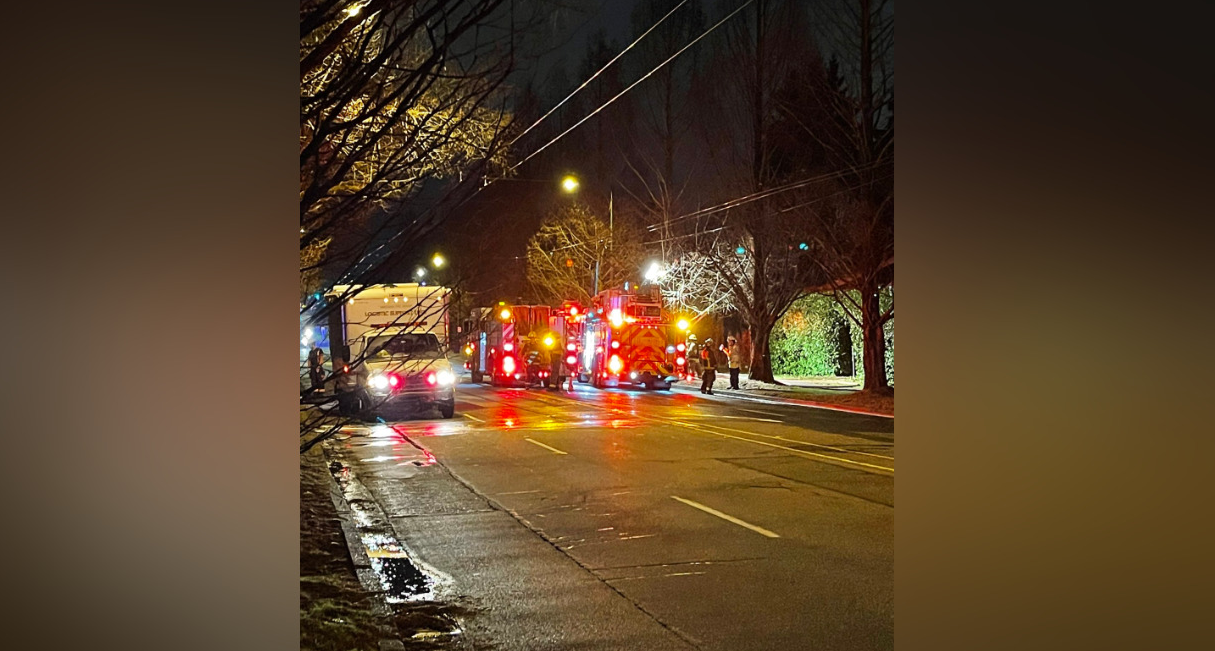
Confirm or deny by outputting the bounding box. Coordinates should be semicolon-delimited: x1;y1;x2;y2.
509;0;690;147
642;171;892;246
644;162;887;232
507;0;756;175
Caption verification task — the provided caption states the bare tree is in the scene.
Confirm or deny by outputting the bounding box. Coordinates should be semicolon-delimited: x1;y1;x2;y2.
300;0;519;304
777;0;894;392
657;0;817;382
299;0;539;450
523;202;645;305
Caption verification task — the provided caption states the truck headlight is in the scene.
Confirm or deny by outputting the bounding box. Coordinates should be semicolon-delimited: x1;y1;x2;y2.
368;374;389;390
436;370;455;386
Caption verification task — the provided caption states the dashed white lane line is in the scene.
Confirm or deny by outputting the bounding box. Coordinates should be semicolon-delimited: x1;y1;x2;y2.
524;438;569;455
671;496;780;538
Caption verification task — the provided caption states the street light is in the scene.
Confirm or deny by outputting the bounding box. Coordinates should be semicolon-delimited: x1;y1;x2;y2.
561;175;580;193
432;253;445;268
415;267;427;279
644;261;664;283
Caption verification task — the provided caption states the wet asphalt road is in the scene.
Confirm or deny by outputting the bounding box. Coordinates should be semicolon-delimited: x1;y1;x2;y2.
325;381;893;650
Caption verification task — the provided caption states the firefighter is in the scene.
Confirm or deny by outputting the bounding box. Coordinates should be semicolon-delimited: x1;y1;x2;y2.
686;334;701;379
699;338;719;394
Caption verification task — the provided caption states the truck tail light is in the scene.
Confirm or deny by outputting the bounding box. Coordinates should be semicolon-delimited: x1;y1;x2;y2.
676;343;686;352
676;356;686;366
388;374;400;387
608;355;623;374
502;356;516;374
425;372;437;386
565;355;577;365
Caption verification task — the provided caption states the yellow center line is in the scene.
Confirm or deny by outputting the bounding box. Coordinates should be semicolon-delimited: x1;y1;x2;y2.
695;421;895;460
671;496;780;538
682;423;894;473
462;413;485;423
526;392;893;473
524;438;568;455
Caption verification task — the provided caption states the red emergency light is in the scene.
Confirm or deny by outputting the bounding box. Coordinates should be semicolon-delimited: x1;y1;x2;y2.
388;373;400;387
676;343;686;352
503;342;514;352
502;356;516;374
610;340;620;350
676;356;686;366
565;355;577;365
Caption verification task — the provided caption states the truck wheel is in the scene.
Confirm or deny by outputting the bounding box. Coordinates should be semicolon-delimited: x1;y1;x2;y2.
592;358;604;389
439;400;455;419
472;370;483;383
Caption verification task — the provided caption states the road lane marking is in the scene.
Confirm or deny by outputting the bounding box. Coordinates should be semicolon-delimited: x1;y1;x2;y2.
770;435;895;460
716;415;783;423
667;420;893;472
671;496;780;538
696;421;896;461
462;413;485;423
696;427;894;472
526;391;894;471
524;438;568;455
737;408;784;418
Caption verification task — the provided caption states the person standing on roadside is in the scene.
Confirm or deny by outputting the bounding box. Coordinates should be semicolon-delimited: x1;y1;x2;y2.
308;344;325;392
723;336;742;390
699;338;718;395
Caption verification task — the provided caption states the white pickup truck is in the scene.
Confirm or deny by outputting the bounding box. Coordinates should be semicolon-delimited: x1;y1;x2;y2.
326;283;457;419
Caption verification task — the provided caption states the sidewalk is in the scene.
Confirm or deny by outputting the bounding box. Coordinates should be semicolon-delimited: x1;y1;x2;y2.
675;373;894;418
314;426;697;651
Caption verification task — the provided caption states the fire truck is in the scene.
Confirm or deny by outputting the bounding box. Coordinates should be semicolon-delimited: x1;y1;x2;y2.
466;300;589;388
466;302;554;387
578;283;683;390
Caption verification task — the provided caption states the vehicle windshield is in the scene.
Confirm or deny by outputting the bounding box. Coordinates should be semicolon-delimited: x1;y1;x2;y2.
364;333;443;359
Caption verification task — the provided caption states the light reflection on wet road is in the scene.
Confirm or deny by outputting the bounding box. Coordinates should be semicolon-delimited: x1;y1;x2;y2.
327;381;893;651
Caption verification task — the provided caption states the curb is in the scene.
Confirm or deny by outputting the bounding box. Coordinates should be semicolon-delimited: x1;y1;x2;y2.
320;447;409;651
673;384;894;419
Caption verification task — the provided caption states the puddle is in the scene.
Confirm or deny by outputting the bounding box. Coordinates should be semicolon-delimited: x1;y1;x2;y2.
373;556;433;603
362;533;436;603
328;452;442;604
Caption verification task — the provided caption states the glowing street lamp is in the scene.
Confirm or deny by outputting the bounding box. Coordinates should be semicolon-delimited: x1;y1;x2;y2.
415;267;427;279
644;261;664;283
432;253;446;268
561;175;580;193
